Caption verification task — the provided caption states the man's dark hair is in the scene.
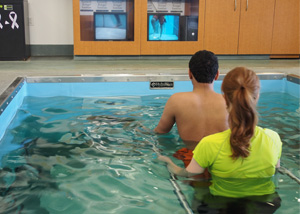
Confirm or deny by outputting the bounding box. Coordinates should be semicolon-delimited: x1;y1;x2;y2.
189;50;219;83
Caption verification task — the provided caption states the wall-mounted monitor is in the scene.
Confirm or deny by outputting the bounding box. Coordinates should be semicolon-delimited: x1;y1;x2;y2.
148;13;180;41
94;12;127;41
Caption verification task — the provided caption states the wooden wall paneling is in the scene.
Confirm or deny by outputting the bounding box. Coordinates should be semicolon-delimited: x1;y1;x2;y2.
271;0;300;55
238;0;276;54
203;0;240;55
73;0;81;56
73;0;141;56
140;0;205;55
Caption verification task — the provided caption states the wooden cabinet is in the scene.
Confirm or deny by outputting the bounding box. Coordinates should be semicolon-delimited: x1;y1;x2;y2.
203;0;240;54
238;0;275;54
271;0;300;56
204;0;275;55
73;0;298;56
73;0;206;56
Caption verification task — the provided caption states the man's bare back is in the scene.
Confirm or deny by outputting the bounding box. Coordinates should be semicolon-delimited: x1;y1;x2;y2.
154;85;228;150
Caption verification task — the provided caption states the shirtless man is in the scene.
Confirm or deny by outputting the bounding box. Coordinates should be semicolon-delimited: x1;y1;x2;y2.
154;50;228;168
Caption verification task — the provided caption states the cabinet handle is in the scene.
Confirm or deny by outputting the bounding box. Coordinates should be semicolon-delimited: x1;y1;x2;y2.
246;0;248;11
234;0;237;11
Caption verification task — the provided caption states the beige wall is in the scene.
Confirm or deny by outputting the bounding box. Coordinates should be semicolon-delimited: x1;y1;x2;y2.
28;0;73;45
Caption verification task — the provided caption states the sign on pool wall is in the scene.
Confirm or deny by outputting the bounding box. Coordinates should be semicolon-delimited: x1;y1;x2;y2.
150;81;174;89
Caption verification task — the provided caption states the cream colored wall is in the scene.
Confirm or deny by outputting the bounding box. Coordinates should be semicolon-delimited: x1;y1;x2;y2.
28;0;73;45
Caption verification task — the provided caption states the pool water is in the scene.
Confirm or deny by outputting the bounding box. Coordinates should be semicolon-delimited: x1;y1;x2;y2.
0;95;190;214
257;92;300;214
0;92;299;214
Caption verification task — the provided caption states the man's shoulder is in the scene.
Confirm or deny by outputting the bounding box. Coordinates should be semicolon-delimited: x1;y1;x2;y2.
171;91;223;100
169;92;193;100
172;91;193;96
169;91;224;107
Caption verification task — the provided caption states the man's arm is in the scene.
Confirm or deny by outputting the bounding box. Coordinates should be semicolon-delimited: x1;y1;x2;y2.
154;96;176;134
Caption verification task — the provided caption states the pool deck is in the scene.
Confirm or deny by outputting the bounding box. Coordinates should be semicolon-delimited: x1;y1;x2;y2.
0;56;299;95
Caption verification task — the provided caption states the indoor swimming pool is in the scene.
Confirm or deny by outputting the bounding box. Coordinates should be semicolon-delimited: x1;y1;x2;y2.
0;74;299;214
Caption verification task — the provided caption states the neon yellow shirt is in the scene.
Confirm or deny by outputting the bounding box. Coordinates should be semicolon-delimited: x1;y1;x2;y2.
193;126;282;198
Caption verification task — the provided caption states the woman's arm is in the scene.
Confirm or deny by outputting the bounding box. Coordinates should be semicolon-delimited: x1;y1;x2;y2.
158;155;205;177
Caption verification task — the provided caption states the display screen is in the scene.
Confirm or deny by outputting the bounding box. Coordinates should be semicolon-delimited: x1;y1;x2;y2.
148;14;180;41
94;13;127;40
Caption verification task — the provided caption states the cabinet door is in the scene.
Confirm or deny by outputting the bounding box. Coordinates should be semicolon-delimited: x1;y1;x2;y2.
204;0;240;54
238;0;275;54
271;0;299;55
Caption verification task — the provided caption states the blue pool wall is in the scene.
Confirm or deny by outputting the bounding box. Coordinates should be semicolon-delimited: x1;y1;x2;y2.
0;78;299;142
285;79;300;98
24;79;296;97
0;85;27;157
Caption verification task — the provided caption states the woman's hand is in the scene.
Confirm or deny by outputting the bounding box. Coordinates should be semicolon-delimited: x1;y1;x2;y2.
158;155;190;177
158;155;205;177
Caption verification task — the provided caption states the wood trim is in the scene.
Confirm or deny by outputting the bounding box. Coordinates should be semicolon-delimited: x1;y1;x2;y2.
73;0;81;55
270;55;300;59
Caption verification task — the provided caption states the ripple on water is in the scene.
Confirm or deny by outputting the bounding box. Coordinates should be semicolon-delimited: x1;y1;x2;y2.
0;93;299;213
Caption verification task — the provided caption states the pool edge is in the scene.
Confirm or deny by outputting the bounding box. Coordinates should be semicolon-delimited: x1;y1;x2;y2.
0;77;25;116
